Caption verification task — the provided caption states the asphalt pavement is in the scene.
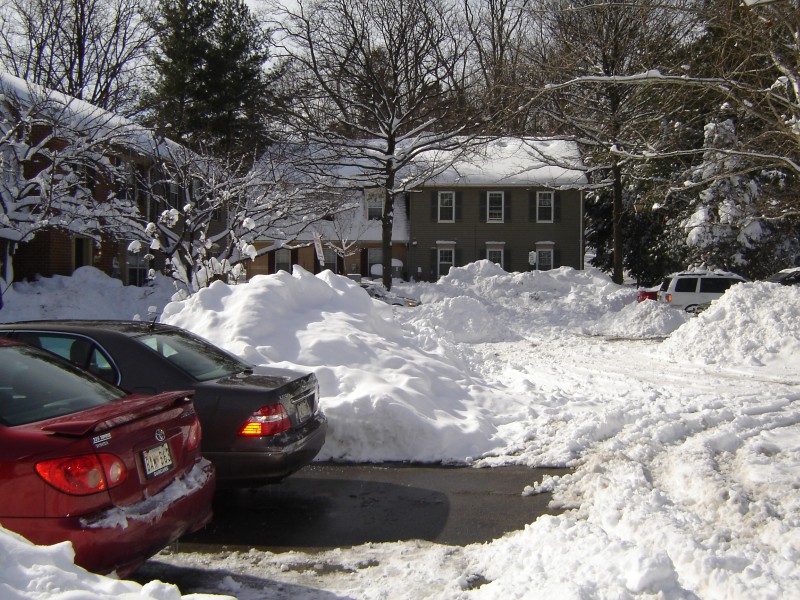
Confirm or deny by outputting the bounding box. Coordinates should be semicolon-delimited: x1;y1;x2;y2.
177;462;572;552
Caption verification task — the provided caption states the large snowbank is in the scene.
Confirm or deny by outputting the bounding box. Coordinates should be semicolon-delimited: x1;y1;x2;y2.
161;269;505;462
1;263;798;599
658;281;800;369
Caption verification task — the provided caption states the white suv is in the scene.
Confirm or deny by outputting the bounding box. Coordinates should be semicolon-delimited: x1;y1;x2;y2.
657;270;746;313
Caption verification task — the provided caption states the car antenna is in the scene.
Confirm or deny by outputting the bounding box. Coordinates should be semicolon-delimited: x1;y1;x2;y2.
147;314;158;331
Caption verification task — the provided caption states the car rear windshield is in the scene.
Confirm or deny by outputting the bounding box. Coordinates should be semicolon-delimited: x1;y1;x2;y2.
135;329;250;382
0;345;125;426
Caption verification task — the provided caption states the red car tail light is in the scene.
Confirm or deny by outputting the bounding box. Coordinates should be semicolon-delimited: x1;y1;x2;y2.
186;419;202;451
35;454;127;496
238;405;291;437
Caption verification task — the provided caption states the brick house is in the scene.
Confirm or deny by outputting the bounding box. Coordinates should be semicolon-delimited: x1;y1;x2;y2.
1;72;190;287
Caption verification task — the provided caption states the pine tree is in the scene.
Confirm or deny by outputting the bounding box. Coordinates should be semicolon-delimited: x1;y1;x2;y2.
143;0;277;157
200;0;276;156
144;0;215;144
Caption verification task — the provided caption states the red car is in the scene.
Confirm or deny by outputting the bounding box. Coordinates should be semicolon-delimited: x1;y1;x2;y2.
0;339;215;576
637;288;659;302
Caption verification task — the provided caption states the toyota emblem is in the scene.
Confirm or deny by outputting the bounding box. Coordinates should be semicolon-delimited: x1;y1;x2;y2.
155;429;166;442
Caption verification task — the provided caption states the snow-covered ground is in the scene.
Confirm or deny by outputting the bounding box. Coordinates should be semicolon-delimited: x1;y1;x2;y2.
1;263;799;599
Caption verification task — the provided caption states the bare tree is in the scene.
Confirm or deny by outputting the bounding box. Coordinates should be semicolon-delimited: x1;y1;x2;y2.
272;0;492;289
0;75;145;282
532;0;800;275
464;0;534;134
138;140;344;295
317;190;374;273
528;0;696;283
677;0;800;190
0;0;156;115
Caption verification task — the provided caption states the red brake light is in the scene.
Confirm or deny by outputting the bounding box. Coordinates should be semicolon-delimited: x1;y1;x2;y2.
35;454;127;496
238;405;291;437
186;418;202;451
666;293;673;303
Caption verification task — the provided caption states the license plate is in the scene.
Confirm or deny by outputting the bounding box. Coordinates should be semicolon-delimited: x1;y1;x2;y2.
142;442;173;479
295;399;312;422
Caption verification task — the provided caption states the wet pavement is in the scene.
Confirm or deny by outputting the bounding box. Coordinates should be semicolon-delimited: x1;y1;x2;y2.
176;462;572;553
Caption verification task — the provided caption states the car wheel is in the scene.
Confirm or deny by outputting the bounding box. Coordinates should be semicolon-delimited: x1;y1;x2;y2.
685;304;709;315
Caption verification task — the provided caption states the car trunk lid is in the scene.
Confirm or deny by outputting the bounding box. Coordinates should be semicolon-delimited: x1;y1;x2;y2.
36;391;201;510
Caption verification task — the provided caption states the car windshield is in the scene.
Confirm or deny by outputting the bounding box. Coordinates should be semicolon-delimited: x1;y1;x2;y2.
0;344;125;426
134;329;250;382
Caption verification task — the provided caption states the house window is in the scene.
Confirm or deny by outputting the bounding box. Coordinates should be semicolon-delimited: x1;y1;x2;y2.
167;182;181;208
438;248;454;278
145;196;164;223
323;248;338;272
366;192;383;221
127;246;150;286
537;249;553;271
120;162;139;203
487;191;504;223
487;248;504;266
438;191;455;223
368;247;383;277
537;191;554;223
1;152;19;182
275;248;292;272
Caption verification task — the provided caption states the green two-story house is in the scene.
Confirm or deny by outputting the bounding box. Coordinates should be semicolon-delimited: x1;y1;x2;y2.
404;138;587;281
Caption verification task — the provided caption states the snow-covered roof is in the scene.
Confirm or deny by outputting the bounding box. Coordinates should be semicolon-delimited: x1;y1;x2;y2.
313;192;409;243
264;191;409;244
0;71;182;159
299;136;587;191
420;137;587;188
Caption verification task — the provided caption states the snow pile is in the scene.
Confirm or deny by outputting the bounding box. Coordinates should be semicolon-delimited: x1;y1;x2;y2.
1;267;175;322
587;297;691;338
407;261;663;338
1;265;799;598
658;281;800;369
0;526;232;600
161;268;507;462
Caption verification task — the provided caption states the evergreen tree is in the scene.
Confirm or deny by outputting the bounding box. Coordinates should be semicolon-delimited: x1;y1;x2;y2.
143;0;278;157
199;0;278;156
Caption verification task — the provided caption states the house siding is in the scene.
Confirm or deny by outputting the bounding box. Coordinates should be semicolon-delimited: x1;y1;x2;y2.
407;186;583;281
13;230;117;281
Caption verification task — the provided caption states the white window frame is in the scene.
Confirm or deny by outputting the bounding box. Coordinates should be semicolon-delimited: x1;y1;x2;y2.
438;191;455;223
537;248;553;271
487;191;504;223
366;190;383;221
1;150;21;183
167;181;181;208
368;246;383;276
323;247;338;272
438;248;454;278
275;248;292;272
120;161;138;203
126;242;150;286
537;191;554;223
487;248;504;265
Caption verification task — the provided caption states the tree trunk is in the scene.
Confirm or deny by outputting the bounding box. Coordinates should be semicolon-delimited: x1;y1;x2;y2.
611;161;624;285
381;180;395;291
